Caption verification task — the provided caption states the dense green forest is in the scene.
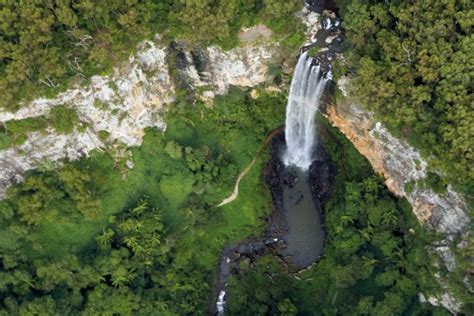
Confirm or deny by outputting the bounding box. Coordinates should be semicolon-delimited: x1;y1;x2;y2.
225;116;454;315
336;0;473;197
0;87;457;314
0;0;303;110
0;88;286;314
0;0;472;315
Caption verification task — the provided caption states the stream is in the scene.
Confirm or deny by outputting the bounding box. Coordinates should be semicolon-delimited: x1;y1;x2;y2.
212;1;342;314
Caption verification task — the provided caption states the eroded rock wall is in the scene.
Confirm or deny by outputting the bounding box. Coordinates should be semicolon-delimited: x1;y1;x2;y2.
0;33;282;197
172;39;279;103
324;78;470;236
323;77;470;314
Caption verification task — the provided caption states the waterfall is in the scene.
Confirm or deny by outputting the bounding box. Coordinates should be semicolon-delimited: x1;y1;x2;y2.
283;52;328;171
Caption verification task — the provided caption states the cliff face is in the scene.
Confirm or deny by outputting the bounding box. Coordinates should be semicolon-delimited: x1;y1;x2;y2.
0;40;170;197
322;78;470;314
323;82;470;236
0;30;283;198
0;5;470;312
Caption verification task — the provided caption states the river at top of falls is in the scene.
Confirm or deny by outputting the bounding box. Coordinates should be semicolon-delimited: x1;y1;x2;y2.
284;52;328;171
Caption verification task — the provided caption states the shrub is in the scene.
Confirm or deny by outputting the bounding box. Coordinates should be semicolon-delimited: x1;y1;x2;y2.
50;105;79;134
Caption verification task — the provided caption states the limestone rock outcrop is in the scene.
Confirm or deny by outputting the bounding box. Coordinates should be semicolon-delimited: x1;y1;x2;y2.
323;78;470;236
0;35;281;197
322;77;470;314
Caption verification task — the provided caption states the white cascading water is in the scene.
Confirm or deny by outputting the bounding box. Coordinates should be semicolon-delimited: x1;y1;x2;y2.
284;52;328;171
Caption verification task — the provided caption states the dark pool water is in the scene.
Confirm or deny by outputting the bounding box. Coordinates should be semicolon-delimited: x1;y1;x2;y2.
281;167;325;268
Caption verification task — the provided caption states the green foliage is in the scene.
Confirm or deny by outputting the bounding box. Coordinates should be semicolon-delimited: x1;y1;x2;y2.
49;105;79;134
419;172;448;194
338;0;474;195
4;164;103;226
0;0;167;110
405;180;415;194
167;1;242;49
98;130;110;142
0;88;286;314
1;0;303;110
0;130;12;150
3;116;48;146
226;116;443;315
306;45;320;58
227;256;299;315
159;173;194;209
164;140;183;159
0;109;79;147
166;0;303;50
93;99;109;111
257;0;305;52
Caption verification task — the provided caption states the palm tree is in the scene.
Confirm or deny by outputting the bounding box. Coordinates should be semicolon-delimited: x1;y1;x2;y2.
96;229;114;249
340;215;355;227
132;200;148;215
155;301;170;313
362;256;378;269
382;210;398;226
358;226;374;241
124;236;138;250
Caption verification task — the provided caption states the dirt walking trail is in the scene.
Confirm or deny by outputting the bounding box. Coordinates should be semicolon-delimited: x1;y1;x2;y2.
217;127;284;207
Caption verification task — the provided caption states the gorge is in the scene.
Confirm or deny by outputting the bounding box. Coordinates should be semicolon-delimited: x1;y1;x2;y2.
214;50;331;314
0;1;471;315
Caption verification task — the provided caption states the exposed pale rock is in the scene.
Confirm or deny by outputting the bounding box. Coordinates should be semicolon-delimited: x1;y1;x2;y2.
0;34;281;197
323;79;470;235
238;24;272;43
0;41;173;197
434;245;457;272
125;160;135;169
299;7;321;45
428;294;461;314
250;89;260;99
328;76;470;316
207;45;276;94
325;34;338;44
175;42;279;103
418;292;427;303
428;273;463;315
265;86;282;93
0;129;103;197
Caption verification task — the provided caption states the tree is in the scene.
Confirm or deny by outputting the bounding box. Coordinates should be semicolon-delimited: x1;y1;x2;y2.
18;296;59;316
375;269;400;287
339;0;474;194
164;141;183;160
331;264;357;288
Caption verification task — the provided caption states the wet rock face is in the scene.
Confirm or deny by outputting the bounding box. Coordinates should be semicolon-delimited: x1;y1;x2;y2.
265;132;286;216
305;0;338;14
308;140;337;206
265;130;336;265
305;0;326;13
299;3;346;77
283;171;299;188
